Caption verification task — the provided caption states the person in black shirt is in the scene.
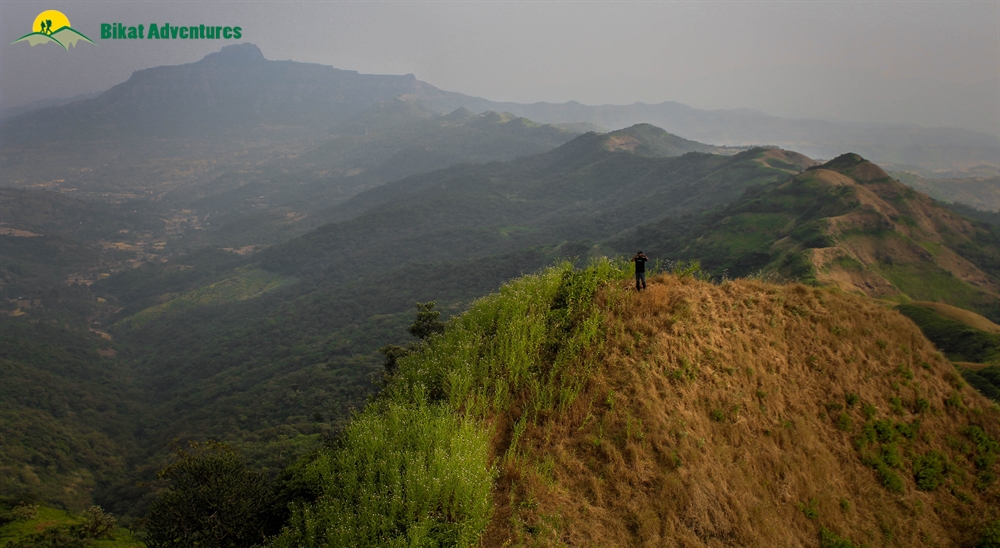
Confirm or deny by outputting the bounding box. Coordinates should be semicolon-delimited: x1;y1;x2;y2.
632;251;648;291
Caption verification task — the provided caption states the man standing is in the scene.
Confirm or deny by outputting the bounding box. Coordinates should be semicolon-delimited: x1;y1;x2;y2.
632;250;648;291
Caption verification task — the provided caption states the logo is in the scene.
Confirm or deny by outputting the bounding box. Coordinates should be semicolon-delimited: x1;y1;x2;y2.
11;10;94;50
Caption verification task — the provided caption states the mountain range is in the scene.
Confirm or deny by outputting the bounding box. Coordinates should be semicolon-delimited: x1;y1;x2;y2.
2;43;996;173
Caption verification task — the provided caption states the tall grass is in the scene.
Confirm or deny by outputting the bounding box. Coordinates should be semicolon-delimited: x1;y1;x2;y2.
269;259;631;547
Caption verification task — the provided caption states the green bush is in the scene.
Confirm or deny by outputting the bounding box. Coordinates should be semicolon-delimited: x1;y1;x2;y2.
880;443;903;469
820;526;862;548
862;403;877;420
875;462;904;493
978;520;1000;548
913;450;949;491
145;441;283;548
873;419;898;443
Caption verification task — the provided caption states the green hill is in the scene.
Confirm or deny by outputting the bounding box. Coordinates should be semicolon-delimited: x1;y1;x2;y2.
619;153;1000;322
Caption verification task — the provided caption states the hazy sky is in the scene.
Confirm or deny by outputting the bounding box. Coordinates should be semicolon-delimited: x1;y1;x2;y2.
2;1;998;135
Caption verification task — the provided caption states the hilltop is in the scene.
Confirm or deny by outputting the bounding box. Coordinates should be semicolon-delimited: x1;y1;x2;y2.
623;153;1000;322
270;262;1000;547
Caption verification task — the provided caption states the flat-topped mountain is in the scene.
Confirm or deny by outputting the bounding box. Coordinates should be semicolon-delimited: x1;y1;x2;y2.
0;43;465;141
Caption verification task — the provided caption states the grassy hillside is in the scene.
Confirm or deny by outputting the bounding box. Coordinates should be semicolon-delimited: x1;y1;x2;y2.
0;500;143;547
271;261;1000;547
621;153;1000;322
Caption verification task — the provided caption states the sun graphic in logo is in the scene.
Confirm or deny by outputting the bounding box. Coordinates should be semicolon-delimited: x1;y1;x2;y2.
11;10;94;49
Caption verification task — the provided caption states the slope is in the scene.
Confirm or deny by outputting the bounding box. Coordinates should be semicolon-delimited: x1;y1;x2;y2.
271;262;1000;547
88;129;801;514
259;132;803;278
621;153;1000;322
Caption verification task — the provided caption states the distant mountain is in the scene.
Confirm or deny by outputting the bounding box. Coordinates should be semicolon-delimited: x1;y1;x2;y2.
890;171;999;213
259;126;802;277
184;102;587;246
621;153;1000;321
417;97;999;172
0;91;102;121
0;43;467;142
2;43;994;173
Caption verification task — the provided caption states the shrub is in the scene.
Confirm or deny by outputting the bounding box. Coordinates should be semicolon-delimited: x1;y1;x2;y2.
875;462;904;493
889;396;905;415
881;443;903;469
978;520;1000;548
845;393;859;407
915;398;930;413
71;506;116;539
862;403;878;420
836;412;853;432
797;498;819;520
896;420;920;440
820;526;861;548
913;451;948;491
145;441;283;548
873;419;898;443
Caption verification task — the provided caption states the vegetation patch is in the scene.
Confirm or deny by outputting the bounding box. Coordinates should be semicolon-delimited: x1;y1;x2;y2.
897;303;1000;365
115;267;292;330
270;260;631;546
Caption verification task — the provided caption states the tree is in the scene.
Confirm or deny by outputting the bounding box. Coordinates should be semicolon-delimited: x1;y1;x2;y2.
408;301;445;340
380;302;446;377
144;441;282;548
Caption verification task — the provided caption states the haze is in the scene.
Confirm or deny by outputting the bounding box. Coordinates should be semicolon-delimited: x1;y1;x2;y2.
1;0;997;136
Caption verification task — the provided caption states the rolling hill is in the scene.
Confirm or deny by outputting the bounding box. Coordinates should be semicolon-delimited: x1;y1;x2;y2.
620;153;1000;322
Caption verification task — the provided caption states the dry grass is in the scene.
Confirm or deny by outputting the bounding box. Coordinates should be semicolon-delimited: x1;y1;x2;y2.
486;274;1000;547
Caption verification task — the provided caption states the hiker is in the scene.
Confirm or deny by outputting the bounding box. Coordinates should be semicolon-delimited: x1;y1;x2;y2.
632;250;648;291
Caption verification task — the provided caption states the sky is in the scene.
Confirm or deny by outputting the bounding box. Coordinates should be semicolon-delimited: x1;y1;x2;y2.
1;1;998;135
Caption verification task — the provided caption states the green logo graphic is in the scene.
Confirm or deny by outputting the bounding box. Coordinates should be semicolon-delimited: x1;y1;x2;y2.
11;10;94;49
